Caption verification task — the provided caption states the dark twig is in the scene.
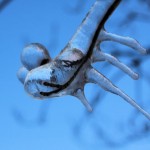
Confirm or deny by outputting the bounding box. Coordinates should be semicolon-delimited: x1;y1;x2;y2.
0;0;12;12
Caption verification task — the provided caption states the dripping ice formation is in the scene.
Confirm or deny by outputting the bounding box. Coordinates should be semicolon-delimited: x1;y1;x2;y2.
17;0;150;120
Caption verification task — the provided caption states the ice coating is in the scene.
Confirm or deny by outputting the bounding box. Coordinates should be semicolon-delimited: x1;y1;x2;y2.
17;0;150;120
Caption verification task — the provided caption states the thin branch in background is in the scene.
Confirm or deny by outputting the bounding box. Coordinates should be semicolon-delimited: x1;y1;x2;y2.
119;0;150;26
111;50;135;58
95;123;150;148
36;101;51;125
93;123;125;148
48;22;60;53
142;70;150;86
12;101;51;126
119;11;150;26
63;0;86;14
139;0;150;8
0;0;12;12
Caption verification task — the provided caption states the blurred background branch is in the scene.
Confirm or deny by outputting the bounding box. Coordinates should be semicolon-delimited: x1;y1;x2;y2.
0;0;12;12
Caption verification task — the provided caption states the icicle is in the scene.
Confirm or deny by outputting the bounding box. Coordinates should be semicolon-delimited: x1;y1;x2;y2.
98;29;147;54
73;89;93;112
85;67;150;120
92;49;139;80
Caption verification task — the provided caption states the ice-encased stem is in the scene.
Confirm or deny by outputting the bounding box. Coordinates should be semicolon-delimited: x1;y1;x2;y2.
69;0;121;54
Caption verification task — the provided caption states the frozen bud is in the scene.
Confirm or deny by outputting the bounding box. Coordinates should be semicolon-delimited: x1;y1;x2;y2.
17;67;29;84
21;43;51;70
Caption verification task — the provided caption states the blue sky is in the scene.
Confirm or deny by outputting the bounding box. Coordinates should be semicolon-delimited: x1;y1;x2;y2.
0;0;150;150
